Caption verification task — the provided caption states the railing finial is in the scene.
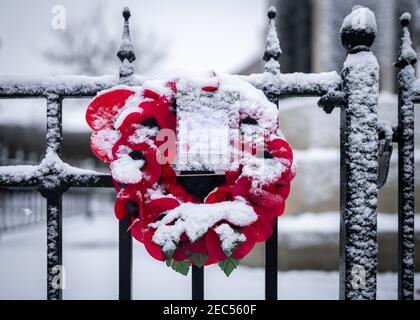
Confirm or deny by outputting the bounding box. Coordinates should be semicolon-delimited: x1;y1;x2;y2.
340;6;376;54
264;6;282;74
118;7;136;78
395;12;417;69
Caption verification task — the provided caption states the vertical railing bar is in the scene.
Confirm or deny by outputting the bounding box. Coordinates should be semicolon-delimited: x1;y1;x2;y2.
263;6;281;301
117;7;134;300
265;220;278;300
46;196;63;300
45;95;64;300
396;14;416;300
192;266;204;300
119;218;132;300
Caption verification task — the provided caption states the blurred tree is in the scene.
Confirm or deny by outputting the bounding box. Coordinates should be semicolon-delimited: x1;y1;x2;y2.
43;3;167;76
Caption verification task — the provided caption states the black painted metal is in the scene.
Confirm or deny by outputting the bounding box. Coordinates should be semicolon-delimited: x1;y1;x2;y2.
395;14;416;301
117;7;135;301
44;95;64;300
119;217;133;300
263;7;281;300
192;266;204;300
46;195;62;300
265;220;278;300
338;8;379;300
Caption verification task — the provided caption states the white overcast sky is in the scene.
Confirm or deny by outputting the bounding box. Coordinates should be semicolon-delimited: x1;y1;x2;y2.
0;0;268;76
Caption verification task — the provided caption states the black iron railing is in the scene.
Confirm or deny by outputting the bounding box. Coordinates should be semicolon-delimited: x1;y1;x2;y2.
0;6;417;300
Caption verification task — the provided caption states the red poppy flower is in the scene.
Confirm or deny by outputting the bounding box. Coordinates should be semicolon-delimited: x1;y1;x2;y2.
86;89;135;131
111;138;162;191
114;186;142;221
118;100;157;139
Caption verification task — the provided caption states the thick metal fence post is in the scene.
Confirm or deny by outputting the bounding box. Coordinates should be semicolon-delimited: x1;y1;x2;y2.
395;14;416;301
45;95;64;300
339;7;380;300
118;7;134;300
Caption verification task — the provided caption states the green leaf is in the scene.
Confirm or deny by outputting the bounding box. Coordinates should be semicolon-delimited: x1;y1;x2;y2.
165;259;191;276
218;257;240;277
190;253;209;268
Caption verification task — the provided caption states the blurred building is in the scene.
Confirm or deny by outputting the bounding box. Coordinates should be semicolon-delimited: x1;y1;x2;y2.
243;0;420;92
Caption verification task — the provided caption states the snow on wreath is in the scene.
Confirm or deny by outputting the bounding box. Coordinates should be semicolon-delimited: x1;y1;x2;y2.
85;71;296;276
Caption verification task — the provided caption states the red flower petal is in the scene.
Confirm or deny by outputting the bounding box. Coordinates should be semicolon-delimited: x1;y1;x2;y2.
167;81;177;93
253;204;280;222
202;85;218;92
130;219;144;243
142;228;165;261
143;197;180;225
248;187;285;208
206;229;227;261
86;89;135;131
89;130;118;163
232;177;252;199
225;170;241;186
173;248;189;261
188;237;208;255
155;98;176;131
205;187;232;204
268;139;293;165
119;101;156;139
161;164;177;190
143;89;161;100
231;226;257;260
263;182;291;200
251;218;274;242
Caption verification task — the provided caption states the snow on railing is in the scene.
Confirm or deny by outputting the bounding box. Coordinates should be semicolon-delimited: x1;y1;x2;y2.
0;6;416;301
395;13;417;301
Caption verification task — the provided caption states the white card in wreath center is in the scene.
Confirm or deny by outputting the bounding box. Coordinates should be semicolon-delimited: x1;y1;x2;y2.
175;88;238;172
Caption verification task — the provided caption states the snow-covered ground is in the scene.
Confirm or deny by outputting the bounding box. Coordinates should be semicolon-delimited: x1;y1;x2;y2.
0;213;418;300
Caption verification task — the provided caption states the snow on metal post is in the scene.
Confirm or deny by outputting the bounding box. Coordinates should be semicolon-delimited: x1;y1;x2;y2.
117;7;134;300
263;6;281;301
339;7;380;300
395;13;416;301
118;7;136;80
44;94;64;300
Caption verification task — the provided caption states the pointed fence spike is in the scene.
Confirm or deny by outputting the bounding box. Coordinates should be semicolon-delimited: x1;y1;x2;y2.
118;7;136;78
264;6;281;74
395;13;417;68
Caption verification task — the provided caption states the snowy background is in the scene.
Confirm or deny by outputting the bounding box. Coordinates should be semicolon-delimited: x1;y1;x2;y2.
0;0;419;300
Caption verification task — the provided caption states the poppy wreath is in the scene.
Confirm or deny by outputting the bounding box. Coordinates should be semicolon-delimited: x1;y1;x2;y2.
86;75;295;276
